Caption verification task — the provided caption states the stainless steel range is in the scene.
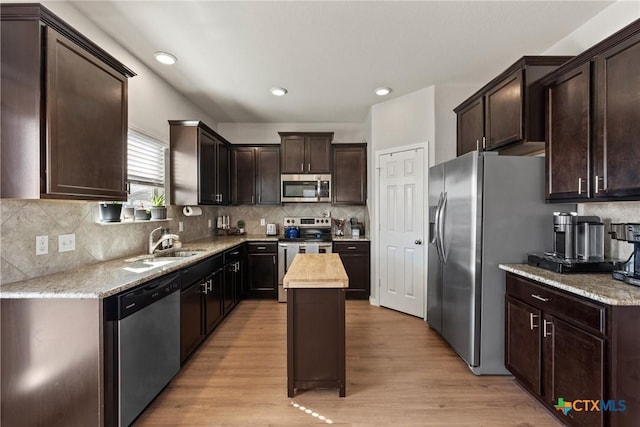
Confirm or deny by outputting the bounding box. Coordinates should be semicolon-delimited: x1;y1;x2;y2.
278;217;333;302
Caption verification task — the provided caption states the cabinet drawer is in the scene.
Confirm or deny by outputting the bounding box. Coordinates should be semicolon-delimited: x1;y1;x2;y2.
506;274;605;335
333;241;370;254
248;242;277;254
181;256;220;289
223;245;244;263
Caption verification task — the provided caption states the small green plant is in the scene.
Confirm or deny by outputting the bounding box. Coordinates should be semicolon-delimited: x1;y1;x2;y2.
237;220;245;229
151;190;165;207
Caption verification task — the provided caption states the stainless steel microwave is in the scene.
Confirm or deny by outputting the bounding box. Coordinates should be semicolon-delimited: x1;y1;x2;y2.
281;174;331;202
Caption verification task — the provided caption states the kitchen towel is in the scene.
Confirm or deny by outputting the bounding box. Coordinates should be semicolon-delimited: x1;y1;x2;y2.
183;206;202;216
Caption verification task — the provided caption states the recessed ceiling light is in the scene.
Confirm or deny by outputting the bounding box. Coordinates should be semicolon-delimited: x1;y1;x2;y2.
375;87;392;96
271;87;288;96
154;51;177;65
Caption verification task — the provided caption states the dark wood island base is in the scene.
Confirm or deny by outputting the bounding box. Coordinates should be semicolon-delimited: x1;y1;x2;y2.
287;288;346;397
283;253;348;398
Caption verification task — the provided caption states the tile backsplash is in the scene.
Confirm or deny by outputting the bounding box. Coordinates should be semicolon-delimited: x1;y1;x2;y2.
0;200;219;286
579;200;640;260
217;203;369;236
0;200;367;286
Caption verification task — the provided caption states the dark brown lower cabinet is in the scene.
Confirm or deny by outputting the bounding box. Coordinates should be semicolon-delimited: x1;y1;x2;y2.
505;272;640;427
333;241;370;300
246;242;277;299
180;255;223;363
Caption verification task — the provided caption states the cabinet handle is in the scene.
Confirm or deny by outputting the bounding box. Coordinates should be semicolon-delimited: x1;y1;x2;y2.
201;282;208;295
531;294;550;302
230;251;240;256
476;139;480;152
347;246;357;250
208;279;213;292
308;163;311;172
543;320;553;338
300;163;304;172
257;246;266;250
252;195;254;204
273;255;276;265
529;313;539;330
482;136;486;150
595;175;604;194
578;178;583;195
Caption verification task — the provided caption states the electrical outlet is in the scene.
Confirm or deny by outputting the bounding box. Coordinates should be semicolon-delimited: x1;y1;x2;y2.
208;219;212;228
58;234;76;252
178;221;184;232
36;235;48;255
260;218;266;226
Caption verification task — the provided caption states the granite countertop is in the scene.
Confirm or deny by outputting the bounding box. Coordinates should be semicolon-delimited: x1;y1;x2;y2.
499;264;640;306
331;236;370;242
0;235;279;300
283;253;348;289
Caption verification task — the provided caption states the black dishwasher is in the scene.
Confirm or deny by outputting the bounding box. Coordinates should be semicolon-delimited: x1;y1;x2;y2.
104;273;181;427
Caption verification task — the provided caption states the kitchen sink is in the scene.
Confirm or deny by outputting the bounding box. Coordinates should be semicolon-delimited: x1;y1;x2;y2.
125;249;205;263
123;249;206;272
156;250;205;258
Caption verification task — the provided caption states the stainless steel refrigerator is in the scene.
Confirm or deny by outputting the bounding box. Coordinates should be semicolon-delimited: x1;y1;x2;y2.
427;151;573;375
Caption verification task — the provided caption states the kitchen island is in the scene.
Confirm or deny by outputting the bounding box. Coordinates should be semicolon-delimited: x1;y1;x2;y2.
283;253;348;397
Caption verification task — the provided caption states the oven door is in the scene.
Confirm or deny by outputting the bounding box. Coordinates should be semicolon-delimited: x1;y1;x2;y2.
281;174;331;202
277;242;332;302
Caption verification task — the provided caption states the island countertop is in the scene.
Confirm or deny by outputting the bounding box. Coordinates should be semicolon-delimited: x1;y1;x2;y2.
283;253;348;289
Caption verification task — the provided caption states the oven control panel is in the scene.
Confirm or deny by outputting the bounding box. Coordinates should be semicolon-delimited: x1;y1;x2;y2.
284;217;332;227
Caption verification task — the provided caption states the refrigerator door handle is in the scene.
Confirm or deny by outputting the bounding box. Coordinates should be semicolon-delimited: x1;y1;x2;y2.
433;192;444;262
438;192;448;262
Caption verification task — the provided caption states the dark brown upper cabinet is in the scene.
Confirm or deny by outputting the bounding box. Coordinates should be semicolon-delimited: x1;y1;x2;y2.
232;146;280;205
169;121;230;206
332;144;367;205
0;4;135;200
454;56;572;156
545;63;591;201
543;18;640;202
279;132;333;174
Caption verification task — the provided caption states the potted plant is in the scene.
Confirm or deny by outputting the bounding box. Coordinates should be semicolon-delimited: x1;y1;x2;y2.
237;220;245;234
98;202;122;222
150;190;167;220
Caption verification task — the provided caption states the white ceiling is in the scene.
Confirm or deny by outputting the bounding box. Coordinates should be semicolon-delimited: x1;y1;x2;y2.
69;1;612;124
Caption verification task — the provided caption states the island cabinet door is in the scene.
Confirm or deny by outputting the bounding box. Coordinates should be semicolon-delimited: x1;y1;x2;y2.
543;315;605;427
505;296;542;395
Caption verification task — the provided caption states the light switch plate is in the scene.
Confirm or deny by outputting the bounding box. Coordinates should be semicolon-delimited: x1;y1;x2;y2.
36;235;48;255
260;218;266;226
208;219;212;228
58;234;76;252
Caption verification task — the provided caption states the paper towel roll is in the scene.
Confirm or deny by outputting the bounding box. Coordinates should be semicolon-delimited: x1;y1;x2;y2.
182;206;202;216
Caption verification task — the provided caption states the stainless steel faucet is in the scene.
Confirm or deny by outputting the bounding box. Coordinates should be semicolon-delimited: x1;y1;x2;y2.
149;227;180;254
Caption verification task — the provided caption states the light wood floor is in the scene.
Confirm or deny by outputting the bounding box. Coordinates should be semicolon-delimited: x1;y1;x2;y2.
135;300;561;426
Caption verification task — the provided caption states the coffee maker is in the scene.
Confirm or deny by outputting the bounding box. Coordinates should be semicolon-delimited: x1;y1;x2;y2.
610;223;640;286
528;212;619;273
552;212;605;260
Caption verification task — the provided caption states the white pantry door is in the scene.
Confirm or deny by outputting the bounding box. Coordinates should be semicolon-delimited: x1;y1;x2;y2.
378;147;425;317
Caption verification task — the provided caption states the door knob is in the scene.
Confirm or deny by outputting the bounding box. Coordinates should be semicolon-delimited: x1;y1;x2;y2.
415;239;423;245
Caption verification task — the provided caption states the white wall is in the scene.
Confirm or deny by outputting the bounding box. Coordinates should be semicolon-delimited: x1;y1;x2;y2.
544;0;640;55
216;122;365;144
41;1;218;144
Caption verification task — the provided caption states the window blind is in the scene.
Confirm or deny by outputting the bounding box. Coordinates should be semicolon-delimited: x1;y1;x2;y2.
127;130;167;187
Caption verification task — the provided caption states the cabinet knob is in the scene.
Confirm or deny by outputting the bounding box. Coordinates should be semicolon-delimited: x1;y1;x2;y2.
415;239;423;245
